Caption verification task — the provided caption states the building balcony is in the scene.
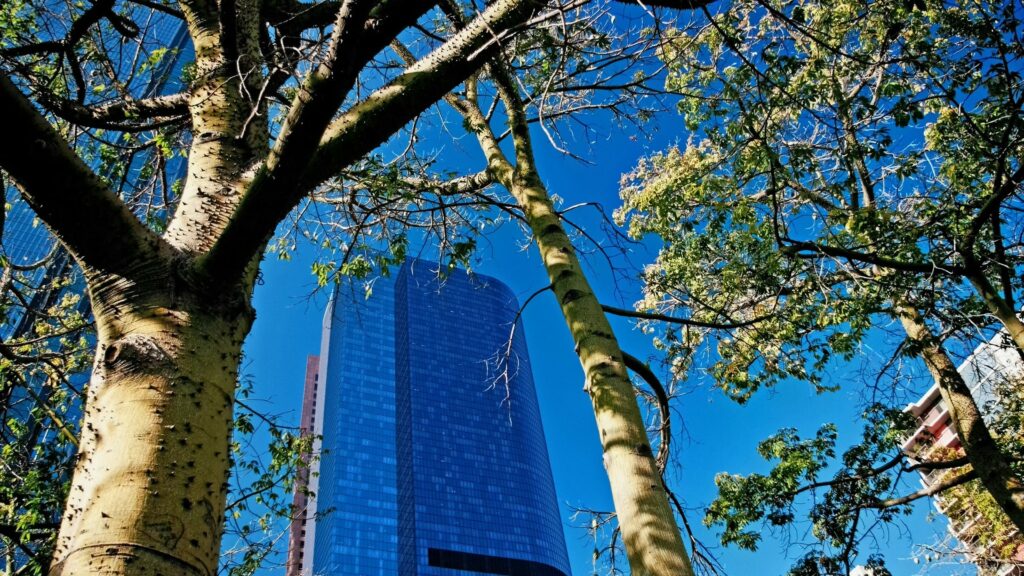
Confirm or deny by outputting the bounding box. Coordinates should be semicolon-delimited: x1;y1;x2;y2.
922;402;949;430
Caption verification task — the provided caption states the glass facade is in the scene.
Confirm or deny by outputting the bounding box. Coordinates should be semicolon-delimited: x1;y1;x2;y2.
308;259;570;576
312;277;400;575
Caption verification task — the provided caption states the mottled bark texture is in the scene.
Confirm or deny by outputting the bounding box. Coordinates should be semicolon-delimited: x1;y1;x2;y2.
438;56;693;573
899;304;1024;532
51;258;254;575
509;175;694;576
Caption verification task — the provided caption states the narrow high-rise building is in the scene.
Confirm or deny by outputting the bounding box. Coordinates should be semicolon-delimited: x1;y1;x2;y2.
288;259;571;576
285;355;321;576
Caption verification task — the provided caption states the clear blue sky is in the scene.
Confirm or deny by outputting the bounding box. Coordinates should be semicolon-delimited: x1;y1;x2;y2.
240;87;967;576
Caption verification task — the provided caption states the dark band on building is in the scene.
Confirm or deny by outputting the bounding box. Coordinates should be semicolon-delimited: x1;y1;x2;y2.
428;547;569;576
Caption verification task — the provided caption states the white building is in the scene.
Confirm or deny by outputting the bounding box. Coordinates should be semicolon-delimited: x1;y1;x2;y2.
903;332;1024;575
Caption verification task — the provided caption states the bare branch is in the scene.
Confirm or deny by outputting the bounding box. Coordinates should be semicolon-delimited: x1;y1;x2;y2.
622;350;671;473
41;92;190;131
866;469;978;509
601;303;766;329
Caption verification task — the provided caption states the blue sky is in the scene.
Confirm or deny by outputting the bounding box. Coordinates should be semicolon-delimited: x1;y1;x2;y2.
240;101;969;576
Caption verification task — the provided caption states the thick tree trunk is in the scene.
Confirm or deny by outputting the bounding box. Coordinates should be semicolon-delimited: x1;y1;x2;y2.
49;260;253;576
898;304;1024;532
510;174;693;576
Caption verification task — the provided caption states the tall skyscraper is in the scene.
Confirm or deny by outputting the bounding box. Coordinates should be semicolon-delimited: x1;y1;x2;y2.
286;355;321;574
287;259;571;576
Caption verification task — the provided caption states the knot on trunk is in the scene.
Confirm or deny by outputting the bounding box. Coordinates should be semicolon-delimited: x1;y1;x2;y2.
103;334;173;372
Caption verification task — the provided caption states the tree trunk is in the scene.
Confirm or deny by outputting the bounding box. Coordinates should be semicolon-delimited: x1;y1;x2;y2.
49;259;253;576
509;173;693;576
437;58;693;574
898;303;1024;532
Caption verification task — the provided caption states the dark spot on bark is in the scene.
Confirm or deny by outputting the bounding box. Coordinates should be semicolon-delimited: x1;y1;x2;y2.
561;289;585;305
633;444;653;457
540;223;562;237
103;344;120;365
182;498;192;510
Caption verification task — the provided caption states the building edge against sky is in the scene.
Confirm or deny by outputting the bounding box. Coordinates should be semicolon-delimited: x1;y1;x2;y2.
287;259;571;576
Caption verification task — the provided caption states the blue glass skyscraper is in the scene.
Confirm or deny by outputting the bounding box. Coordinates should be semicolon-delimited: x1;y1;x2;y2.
294;259;570;576
307;274;399;575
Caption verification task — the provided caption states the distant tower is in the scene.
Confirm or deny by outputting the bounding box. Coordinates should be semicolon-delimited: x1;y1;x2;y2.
290;259;571;576
285;355;320;576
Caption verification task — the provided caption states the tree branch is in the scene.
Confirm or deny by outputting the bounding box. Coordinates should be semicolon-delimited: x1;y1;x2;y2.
264;0;342;30
866;469;977;509
41;93;190;131
0;0;127;58
198;0;545;284
613;0;717;6
780;239;965;276
964;163;1024;253
622;350;671;473
601;303;766;329
0;74;165;272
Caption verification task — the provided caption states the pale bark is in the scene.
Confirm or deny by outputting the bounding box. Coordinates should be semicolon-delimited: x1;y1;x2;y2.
431;47;693;572
513;174;694;576
163;0;265;256
898;304;1024;532
50;256;255;576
